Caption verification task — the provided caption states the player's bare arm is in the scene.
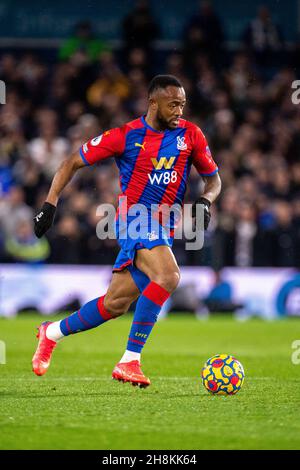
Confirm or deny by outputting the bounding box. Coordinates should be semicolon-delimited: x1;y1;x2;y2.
192;173;222;230
33;151;85;238
46;151;85;206
201;172;222;205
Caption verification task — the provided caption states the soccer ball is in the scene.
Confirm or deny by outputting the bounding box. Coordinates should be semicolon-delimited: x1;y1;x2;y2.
201;354;245;395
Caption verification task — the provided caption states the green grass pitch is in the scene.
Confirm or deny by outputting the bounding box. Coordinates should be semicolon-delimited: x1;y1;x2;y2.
0;314;300;450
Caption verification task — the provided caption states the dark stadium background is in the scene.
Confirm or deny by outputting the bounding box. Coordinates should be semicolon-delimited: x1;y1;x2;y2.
1;0;300;317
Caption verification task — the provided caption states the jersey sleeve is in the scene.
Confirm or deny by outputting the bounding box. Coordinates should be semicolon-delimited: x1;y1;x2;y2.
79;127;126;166
190;126;218;176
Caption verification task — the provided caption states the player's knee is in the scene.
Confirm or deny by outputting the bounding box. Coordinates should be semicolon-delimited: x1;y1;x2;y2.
104;295;131;318
152;270;180;293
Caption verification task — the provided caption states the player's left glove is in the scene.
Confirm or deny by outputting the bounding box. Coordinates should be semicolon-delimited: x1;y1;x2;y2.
33;202;56;238
192;197;211;230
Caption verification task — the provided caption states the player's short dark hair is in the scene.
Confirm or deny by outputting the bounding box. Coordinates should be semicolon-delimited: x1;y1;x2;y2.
148;75;183;96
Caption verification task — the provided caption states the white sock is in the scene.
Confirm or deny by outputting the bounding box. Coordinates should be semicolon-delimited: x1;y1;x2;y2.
119;350;141;364
46;321;64;342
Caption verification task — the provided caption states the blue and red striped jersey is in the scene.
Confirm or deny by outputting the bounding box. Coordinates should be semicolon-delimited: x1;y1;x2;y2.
80;115;218;225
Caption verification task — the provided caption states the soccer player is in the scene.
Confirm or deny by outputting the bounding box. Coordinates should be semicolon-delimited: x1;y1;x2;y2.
32;75;221;387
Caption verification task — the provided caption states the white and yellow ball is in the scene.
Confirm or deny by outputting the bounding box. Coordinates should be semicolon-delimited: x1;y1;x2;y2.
202;354;245;395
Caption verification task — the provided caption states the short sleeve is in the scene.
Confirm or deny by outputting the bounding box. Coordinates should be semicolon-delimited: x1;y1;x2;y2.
79;127;126;166
191;127;218;176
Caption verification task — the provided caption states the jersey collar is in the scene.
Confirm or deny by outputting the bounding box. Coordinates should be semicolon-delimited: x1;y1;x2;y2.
141;115;167;134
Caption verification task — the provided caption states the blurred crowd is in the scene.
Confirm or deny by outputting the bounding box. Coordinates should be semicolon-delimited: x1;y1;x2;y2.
1;1;300;268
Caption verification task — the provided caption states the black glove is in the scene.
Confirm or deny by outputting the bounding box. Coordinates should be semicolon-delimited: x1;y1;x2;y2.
192;197;211;230
33;202;56;238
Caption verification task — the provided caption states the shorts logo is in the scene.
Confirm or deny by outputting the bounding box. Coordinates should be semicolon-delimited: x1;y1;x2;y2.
147;230;159;241
177;136;187;151
91;135;103;146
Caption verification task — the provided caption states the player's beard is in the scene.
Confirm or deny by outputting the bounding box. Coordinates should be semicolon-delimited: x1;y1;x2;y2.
156;111;175;130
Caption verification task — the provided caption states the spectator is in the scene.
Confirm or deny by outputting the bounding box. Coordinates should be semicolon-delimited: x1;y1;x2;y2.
5;219;50;263
242;5;284;66
204;271;243;313
122;0;160;55
48;215;83;264
28;109;69;179
214;199;273;268
271;200;299;267
59;20;108;62
87;52;130;109
0;156;14;196
0;186;33;238
183;0;224;69
125;47;151;78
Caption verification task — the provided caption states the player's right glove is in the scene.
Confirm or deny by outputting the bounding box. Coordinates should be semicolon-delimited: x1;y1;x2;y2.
33;202;56;238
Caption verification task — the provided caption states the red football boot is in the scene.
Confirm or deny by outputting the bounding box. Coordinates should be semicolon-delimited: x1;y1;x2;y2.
32;322;57;376
112;360;151;388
